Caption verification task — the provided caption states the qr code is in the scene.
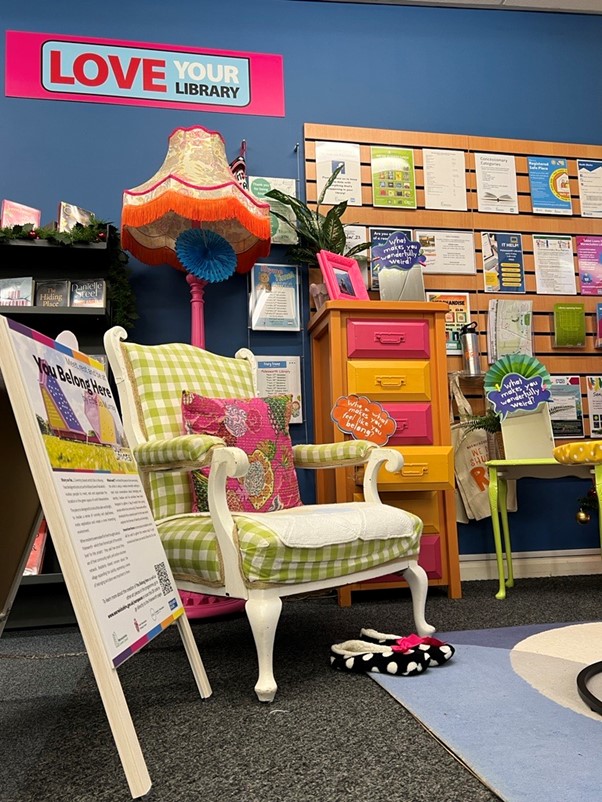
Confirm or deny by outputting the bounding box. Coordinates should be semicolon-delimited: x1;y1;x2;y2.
154;561;173;596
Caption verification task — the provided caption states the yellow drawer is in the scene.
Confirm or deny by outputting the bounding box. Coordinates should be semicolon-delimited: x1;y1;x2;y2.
347;359;431;401
353;490;441;534
376;446;454;490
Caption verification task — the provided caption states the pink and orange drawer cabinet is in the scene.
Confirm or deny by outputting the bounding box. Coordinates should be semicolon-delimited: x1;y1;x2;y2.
308;300;461;604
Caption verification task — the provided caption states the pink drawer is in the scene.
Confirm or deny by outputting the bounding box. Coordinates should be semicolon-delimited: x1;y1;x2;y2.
347;319;430;359
358;536;442;581
417;535;442;578
384;402;433;445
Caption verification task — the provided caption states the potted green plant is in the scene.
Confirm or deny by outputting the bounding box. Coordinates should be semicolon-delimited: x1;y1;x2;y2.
265;166;371;268
460;408;505;459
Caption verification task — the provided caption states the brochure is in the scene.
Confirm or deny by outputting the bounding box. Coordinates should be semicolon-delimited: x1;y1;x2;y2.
553;303;586;347
533;235;576;295
577;159;602;218
422;148;467;211
249;264;300;331
256;356;303;424
576;236;602;295
368;227;412;290
549;376;584;439
315;141;362;206
417;230;476;275
488;299;532;363
527;157;572;215
249;176;298;245
474;153;519;214
370;146;416;209
481;232;525;293
426;292;470;354
586;376;602;437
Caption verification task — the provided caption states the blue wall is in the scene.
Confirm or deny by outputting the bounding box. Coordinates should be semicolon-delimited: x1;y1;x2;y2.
2;0;601;555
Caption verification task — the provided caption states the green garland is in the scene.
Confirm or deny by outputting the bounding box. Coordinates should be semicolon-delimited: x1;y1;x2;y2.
0;219;138;330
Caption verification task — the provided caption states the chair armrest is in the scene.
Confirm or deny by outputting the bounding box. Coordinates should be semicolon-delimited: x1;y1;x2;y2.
133;434;225;471
292;441;377;468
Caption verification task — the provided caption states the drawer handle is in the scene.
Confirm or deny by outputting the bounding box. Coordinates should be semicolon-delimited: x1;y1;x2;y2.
376;375;406;388
375;332;405;345
397;418;408;432
401;463;429;477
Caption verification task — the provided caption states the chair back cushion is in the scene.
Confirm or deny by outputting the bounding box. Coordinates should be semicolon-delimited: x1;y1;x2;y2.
122;341;256;518
182;392;302;513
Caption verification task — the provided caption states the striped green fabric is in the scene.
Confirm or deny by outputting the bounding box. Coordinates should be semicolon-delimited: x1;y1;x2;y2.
122;342;255;518
293;441;376;467
158;509;422;587
133;434;224;468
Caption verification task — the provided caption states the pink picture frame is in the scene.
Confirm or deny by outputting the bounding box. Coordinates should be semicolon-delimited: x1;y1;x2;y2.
317;250;369;301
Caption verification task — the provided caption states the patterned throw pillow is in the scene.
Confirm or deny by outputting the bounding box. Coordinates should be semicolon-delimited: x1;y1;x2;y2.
182;392;302;513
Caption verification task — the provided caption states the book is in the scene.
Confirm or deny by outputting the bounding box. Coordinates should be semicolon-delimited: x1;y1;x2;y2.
0;276;34;306
57;201;93;232
69;278;106;308
1;199;42;228
23;519;48;575
35;279;70;308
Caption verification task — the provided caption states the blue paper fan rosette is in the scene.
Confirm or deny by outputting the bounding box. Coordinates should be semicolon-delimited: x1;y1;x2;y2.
176;229;236;283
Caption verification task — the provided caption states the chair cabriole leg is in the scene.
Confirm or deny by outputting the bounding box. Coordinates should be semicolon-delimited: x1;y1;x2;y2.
245;595;283;702
403;562;435;637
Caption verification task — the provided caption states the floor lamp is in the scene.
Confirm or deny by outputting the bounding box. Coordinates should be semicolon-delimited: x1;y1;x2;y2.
121;126;271;616
121;125;271;348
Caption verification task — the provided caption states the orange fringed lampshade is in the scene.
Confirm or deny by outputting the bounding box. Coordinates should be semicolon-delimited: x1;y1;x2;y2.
121;125;271;274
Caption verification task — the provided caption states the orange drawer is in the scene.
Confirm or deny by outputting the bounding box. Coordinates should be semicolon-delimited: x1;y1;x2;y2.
347;318;430;359
373;490;441;534
376;446;454;489
347;359;431;401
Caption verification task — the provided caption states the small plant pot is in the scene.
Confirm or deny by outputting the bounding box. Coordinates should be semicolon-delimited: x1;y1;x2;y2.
487;431;506;460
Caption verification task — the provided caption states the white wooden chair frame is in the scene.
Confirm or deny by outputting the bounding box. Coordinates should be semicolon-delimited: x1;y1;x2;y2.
105;326;434;701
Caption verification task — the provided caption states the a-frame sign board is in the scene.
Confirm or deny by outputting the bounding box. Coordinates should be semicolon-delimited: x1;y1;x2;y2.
0;315;212;799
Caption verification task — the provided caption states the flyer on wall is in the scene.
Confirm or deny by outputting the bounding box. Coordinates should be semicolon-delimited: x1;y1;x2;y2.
422;148;467;211
256;356;303;424
250;263;300;331
474;152;519;214
370;146;417;209
527;156;572;215
368;226;413;289
533;234;576;295
549;376;584;439
577;159;602;218
576;235;602;295
425;291;470;354
315;141;362;206
5;319;183;667
249;176;298;245
416;230;475;275
481;231;525;293
586;376;602;437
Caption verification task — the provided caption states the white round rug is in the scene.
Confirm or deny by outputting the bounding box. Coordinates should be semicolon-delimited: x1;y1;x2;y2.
511;622;602;721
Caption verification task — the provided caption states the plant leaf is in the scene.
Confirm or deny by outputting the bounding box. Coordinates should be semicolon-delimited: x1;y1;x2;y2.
345;242;372;258
265;190;315;232
320;210;347;253
287;245;321;266
317;164;344;209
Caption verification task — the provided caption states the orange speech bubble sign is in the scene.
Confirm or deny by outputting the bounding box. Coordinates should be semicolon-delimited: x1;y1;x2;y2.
331;394;397;447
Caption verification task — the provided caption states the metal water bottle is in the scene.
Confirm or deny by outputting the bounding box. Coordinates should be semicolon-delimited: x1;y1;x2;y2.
460;321;481;377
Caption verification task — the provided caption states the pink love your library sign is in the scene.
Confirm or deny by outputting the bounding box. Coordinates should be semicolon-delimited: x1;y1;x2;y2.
5;31;284;117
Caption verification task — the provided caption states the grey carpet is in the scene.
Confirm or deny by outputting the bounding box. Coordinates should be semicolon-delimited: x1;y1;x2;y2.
1;575;600;802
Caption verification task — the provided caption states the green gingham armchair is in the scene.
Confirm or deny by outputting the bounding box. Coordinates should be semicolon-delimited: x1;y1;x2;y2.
104;326;434;702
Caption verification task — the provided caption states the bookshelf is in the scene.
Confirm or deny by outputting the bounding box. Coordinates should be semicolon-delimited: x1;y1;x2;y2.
1;236;114;628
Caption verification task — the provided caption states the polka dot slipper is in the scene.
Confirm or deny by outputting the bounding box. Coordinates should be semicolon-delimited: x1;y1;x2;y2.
330;639;430;677
359;628;455;667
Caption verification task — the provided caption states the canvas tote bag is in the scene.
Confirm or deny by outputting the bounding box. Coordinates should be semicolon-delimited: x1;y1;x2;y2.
449;375;517;522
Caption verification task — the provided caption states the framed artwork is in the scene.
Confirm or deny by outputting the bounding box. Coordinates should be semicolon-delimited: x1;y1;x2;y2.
317;250;369;301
